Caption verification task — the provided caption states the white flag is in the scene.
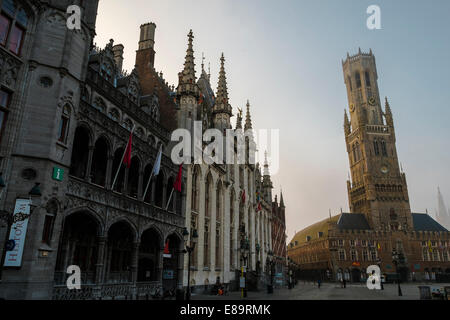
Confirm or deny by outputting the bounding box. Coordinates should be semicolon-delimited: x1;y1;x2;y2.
153;145;162;176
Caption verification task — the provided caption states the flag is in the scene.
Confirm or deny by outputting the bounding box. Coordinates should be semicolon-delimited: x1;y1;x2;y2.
173;164;183;192
241;189;246;203
257;202;262;212
164;240;170;254
377;242;381;251
123;132;133;168
152;145;162;175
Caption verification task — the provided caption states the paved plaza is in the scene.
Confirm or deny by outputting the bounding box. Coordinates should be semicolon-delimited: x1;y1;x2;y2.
191;282;450;300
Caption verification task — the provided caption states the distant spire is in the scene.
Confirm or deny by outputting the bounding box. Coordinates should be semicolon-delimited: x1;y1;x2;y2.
385;96;393;126
280;188;285;207
263;151;270;176
244;99;253;130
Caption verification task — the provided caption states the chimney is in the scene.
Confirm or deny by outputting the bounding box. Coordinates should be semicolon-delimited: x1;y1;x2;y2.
112;44;124;72
136;22;156;71
139;22;156;51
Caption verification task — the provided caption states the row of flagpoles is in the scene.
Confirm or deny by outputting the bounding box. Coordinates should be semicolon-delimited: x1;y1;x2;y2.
110;128;183;208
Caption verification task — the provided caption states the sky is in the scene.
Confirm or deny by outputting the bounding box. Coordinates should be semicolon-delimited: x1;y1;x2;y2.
94;0;450;241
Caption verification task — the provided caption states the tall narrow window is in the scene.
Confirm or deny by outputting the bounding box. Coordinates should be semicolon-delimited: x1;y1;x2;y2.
365;71;371;87
42;200;58;245
0;1;28;56
381;140;387;156
58;105;70;143
0;89;11;143
347;76;352;91
373;139;380;156
355;72;362;88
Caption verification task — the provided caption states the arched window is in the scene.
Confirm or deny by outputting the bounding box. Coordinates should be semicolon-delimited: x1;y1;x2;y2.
123;118;133;131
135;127;144;139
93;97;106;113
166;176;174;210
0;89;11;144
108;108;120;121
58;105;70;143
0;0;29;55
192;167;199;212
204;173;212;268
355;72;362;88
42;199;58;245
127;156;140;198
100;62;113;82
70;126;90;179
91;137;109;186
365;71;371;87
111;147;125;192
154;171;164;207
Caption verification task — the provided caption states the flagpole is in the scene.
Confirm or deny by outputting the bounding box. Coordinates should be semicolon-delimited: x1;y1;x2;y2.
111;125;135;191
165;188;174;211
142;144;162;201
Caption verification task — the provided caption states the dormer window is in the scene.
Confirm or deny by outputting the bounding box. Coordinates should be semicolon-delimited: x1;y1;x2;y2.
123;118;133;131
108;108;119;121
100;63;113;82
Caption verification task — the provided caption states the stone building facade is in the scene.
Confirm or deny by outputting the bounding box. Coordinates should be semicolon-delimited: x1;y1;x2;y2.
0;1;186;300
287;50;450;283
174;30;277;292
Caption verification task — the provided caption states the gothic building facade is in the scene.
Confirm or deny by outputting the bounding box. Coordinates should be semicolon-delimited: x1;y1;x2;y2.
0;1;186;300
0;0;283;299
174;30;280;292
287;50;450;283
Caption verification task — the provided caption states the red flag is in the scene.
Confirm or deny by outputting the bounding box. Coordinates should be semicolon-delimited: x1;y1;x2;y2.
164;239;170;254
173;163;183;192
241;189;246;203
257;202;262;212
123;132;133;168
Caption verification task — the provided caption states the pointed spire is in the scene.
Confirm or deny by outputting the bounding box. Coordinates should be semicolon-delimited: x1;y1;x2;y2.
213;53;232;117
244;99;253;130
280;189;285;208
199;52;210;82
177;30;199;97
385;96;393;126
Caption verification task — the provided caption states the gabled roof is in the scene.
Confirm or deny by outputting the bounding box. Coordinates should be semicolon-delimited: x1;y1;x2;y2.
337;213;371;230
412;213;448;232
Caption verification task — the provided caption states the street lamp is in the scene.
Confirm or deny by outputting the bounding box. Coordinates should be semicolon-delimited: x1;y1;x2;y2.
240;236;250;298
391;249;403;296
267;249;274;293
0;182;42;282
183;227;198;300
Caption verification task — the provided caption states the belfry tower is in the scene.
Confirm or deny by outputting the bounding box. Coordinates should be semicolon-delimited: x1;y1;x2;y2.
342;49;413;231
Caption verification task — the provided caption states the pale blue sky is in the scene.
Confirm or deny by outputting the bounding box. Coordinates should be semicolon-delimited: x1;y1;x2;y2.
95;0;450;240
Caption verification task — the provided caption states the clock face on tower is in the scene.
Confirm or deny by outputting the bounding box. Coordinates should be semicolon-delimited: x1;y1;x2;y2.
380;165;389;174
368;97;376;106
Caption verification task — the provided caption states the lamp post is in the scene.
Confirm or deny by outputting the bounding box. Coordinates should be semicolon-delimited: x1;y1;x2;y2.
240;236;250;298
392;249;403;296
267;249;274;293
0;182;42;282
183;227;198;300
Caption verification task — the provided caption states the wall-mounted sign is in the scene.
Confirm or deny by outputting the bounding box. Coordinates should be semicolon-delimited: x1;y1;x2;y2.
52;167;64;181
4;199;31;267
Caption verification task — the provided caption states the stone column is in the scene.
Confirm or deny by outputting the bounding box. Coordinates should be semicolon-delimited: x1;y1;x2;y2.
223;187;230;282
210;182;217;272
105;155;113;189
131;241;140;299
137;169;144;200
86;145;95;182
93;237;107;299
233;196;239;270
